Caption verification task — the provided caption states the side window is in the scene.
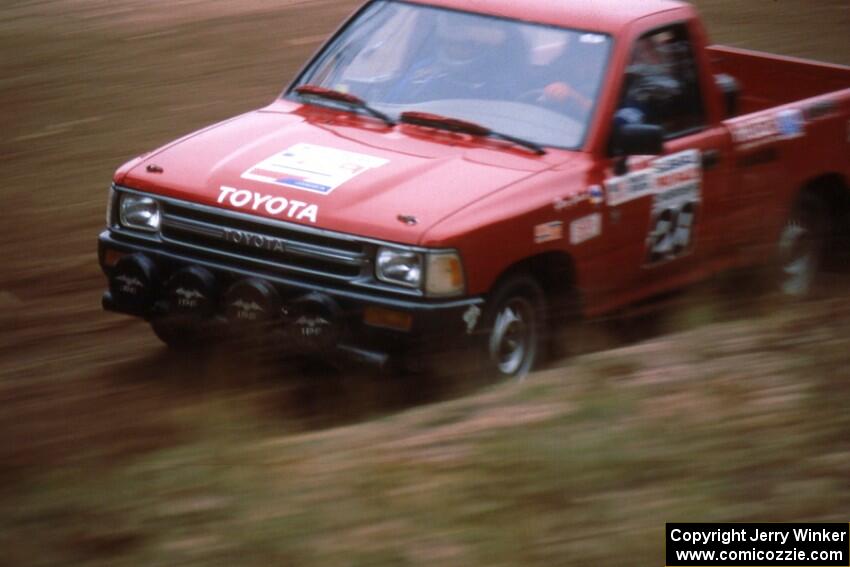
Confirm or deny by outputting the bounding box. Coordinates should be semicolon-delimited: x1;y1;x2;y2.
617;24;706;137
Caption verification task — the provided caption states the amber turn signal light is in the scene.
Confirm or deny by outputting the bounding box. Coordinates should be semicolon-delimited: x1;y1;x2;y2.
363;306;413;332
102;249;128;268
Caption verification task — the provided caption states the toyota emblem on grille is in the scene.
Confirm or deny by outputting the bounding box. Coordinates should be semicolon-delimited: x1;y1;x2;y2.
223;228;287;254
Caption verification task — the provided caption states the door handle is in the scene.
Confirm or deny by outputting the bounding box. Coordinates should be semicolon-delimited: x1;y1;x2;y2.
702;149;721;170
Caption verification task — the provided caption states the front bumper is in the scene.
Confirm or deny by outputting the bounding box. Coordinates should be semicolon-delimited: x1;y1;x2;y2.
99;230;484;363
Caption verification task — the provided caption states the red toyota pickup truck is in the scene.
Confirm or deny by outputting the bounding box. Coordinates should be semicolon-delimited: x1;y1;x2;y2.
99;0;850;379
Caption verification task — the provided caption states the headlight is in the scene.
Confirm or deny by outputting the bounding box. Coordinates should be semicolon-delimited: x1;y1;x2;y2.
425;251;465;297
376;248;423;288
376;248;465;297
119;194;161;232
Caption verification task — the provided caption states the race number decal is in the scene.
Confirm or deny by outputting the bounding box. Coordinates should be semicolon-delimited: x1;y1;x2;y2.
604;149;703;265
645;150;701;265
646;201;698;263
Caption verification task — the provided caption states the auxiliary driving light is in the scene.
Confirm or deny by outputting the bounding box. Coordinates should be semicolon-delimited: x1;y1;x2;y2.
108;253;159;314
223;278;280;323
284;293;342;352
165;266;218;318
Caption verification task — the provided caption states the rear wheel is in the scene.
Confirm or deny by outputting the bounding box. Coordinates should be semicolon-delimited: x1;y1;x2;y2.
777;195;828;298
480;275;546;381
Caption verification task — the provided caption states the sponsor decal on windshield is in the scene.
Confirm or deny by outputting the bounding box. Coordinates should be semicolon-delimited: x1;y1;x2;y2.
241;143;389;195
580;33;607;44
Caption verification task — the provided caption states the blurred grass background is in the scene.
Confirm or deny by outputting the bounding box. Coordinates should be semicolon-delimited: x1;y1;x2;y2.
1;0;849;565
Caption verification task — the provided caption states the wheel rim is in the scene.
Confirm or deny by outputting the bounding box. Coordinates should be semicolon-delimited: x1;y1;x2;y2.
778;217;816;297
488;296;536;377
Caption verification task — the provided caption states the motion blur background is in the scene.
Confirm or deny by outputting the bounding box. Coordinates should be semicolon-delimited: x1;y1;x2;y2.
1;1;849;565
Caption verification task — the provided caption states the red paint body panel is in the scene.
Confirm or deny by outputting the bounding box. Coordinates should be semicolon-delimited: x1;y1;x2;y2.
112;0;850;315
405;0;687;35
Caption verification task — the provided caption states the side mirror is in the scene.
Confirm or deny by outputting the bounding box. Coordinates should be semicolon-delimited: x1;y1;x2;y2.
613;123;664;157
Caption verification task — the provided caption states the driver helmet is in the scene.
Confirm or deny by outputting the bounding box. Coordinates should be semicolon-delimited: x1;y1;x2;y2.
626;33;682;108
434;14;507;72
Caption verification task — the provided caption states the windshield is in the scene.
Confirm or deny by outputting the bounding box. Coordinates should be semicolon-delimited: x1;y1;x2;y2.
289;0;612;150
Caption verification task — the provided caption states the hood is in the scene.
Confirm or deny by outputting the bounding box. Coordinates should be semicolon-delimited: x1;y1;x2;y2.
119;101;575;245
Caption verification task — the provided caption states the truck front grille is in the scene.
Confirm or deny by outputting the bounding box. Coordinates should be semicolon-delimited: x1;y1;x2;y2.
158;200;371;282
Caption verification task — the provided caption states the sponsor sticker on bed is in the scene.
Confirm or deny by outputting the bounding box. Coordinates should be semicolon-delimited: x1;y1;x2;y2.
242;143;389;195
730;107;806;150
775;108;805;138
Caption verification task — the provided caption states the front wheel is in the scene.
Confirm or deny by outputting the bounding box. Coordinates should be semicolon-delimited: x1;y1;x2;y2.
480;275;547;381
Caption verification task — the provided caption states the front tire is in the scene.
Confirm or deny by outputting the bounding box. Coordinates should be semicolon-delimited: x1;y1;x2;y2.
480;275;546;381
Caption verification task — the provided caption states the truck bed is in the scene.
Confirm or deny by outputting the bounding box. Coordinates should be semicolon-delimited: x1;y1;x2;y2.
707;45;850;115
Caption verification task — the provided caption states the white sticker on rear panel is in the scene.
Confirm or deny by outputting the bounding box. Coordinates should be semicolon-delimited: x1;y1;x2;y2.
241;143;389;195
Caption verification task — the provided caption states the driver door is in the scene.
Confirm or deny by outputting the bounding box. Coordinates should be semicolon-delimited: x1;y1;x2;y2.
597;23;731;307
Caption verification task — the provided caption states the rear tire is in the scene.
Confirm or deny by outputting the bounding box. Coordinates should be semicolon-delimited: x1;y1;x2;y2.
479;275;547;381
776;194;828;298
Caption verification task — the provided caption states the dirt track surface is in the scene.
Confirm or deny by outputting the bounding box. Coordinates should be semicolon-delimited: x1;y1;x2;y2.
0;1;849;563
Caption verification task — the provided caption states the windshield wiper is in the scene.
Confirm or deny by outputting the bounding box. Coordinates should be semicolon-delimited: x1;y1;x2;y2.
399;111;546;156
294;85;396;126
